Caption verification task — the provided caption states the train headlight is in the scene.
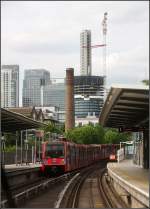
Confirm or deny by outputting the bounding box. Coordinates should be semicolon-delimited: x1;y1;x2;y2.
61;159;65;164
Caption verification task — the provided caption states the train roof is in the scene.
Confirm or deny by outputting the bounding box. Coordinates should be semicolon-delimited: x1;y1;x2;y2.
43;140;120;147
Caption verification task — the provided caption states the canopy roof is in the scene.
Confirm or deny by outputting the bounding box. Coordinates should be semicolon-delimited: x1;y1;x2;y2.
99;86;149;128
1;108;46;132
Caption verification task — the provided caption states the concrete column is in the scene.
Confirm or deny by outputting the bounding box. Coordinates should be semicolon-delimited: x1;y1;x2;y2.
65;68;75;132
143;129;149;169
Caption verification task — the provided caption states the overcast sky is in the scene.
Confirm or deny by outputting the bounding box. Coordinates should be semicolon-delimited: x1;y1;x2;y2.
1;1;149;105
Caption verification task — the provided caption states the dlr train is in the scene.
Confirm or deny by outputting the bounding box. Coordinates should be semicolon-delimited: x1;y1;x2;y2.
40;138;119;175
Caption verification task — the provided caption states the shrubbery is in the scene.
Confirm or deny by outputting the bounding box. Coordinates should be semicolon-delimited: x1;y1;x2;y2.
65;125;130;144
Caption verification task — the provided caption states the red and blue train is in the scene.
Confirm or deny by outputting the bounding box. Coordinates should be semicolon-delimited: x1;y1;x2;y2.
40;138;119;175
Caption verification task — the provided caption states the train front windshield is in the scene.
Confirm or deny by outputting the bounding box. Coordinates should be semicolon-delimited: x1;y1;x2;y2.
45;144;64;158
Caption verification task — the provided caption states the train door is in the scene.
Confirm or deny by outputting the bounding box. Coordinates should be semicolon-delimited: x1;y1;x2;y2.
79;146;81;168
64;142;67;172
66;143;71;171
76;145;79;169
71;144;75;170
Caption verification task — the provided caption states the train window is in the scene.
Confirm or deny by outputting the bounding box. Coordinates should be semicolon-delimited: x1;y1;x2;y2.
45;144;64;158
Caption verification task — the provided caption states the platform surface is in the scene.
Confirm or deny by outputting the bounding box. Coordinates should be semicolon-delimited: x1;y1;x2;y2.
107;159;149;195
4;163;41;171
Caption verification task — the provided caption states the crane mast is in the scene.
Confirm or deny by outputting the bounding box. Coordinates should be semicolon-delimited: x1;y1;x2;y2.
102;12;108;100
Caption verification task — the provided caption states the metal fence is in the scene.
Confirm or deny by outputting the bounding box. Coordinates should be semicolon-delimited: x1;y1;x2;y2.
2;149;42;165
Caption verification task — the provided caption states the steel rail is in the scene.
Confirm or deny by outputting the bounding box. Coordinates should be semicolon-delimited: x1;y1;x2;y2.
98;169;128;208
58;162;107;208
98;169;114;208
1;171;77;208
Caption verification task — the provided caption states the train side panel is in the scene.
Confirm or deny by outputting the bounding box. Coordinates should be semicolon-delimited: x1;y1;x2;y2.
41;141;120;175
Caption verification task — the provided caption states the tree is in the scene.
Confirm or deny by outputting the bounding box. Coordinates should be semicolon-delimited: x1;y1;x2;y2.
141;79;149;86
65;124;105;144
42;122;62;134
104;129;119;144
104;128;130;144
95;124;105;144
4;132;17;146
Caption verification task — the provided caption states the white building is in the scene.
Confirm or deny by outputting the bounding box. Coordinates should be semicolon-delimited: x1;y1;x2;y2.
75;115;99;127
1;65;19;107
35;106;65;123
80;30;92;76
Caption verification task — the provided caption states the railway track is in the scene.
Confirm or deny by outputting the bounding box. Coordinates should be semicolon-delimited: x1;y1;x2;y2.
1;170;78;208
2;161;127;208
57;161;127;208
59;162;107;208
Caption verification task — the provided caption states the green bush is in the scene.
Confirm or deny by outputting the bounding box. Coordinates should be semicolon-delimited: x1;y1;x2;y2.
65;124;105;144
4;145;16;152
65;125;130;145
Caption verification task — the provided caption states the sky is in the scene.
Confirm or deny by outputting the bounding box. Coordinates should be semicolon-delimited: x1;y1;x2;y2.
1;1;149;105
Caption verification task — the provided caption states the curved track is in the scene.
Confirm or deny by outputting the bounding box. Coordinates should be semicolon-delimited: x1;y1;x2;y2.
59;161;127;208
2;161;127;208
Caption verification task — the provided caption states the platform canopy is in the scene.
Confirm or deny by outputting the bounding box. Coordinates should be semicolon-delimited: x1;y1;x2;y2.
1;108;46;132
99;85;149;128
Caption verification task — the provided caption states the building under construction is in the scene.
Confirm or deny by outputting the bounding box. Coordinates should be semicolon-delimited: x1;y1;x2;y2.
74;75;104;126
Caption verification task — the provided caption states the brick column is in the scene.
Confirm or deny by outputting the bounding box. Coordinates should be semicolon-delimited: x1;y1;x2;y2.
65;68;75;132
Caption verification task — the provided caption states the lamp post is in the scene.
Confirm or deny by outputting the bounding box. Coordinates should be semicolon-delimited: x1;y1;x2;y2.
51;133;54;141
1;136;5;165
52;132;57;141
38;136;41;162
15;131;18;166
20;130;23;165
46;132;51;142
34;135;37;164
120;142;122;149
28;133;34;164
24;130;29;165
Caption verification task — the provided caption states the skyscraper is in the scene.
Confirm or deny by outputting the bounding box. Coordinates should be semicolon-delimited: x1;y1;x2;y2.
44;83;65;111
23;69;50;107
1;65;19;107
80;30;92;76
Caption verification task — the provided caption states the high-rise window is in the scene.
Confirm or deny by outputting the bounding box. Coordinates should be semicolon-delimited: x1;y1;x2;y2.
80;30;92;76
22;69;50;107
1;65;19;108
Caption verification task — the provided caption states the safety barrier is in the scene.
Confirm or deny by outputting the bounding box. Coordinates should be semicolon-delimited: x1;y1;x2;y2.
117;148;125;163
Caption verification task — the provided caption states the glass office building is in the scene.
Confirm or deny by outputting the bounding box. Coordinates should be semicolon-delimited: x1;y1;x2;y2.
43;83;65;111
23;69;50;106
75;95;103;118
74;76;104;119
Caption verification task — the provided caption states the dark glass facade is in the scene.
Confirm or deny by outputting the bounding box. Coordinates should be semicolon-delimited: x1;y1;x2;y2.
74;76;104;118
75;96;103;118
44;83;65;111
74;76;104;96
23;69;50;107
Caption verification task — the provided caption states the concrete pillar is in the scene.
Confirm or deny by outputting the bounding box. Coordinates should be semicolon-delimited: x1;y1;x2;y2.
65;68;75;132
143;129;149;169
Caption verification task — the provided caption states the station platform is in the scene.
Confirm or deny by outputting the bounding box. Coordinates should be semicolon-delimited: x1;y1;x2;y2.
107;159;149;208
4;163;41;171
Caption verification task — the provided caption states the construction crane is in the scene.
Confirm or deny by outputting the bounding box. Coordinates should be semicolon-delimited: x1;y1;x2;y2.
82;12;108;100
82;12;108;78
82;44;106;48
102;12;108;100
82;44;106;77
102;12;108;78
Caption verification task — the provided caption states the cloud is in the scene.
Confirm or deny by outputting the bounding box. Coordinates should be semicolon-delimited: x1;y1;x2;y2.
11;39;79;55
107;47;149;85
92;45;149;86
1;1;149;106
